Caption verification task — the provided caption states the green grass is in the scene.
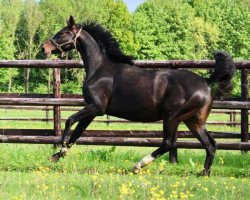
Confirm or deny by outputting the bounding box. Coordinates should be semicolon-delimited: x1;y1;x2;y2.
0;108;249;199
0;144;250;199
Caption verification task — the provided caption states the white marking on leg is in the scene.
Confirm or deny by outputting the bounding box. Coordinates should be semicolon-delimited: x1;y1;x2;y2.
134;154;155;169
60;147;68;156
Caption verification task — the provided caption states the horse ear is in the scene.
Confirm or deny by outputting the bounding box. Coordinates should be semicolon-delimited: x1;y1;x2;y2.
67;15;75;28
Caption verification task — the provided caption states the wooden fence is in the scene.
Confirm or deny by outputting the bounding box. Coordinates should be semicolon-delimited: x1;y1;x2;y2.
0;60;249;161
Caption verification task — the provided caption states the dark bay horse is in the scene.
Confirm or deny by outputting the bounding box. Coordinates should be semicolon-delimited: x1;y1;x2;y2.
42;16;235;176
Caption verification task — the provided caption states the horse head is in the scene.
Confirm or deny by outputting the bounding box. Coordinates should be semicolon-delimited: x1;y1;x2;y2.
42;16;81;57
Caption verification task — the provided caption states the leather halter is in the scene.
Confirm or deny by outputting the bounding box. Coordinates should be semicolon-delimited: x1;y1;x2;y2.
49;28;82;56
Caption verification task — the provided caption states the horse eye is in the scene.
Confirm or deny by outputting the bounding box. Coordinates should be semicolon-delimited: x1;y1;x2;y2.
61;31;71;36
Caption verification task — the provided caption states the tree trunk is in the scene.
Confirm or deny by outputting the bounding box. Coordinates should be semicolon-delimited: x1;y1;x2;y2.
8;76;12;92
24;68;30;93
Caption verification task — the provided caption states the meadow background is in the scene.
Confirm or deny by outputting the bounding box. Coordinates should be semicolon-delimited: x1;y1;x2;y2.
0;0;250;199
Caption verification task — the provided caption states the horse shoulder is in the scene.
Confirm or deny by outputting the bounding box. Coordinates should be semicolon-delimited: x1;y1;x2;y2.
83;75;113;115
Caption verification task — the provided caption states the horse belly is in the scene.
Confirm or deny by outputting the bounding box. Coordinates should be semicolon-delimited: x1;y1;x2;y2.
106;98;162;122
107;110;162;122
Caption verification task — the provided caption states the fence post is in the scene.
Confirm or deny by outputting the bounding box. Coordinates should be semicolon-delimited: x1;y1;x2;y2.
53;68;61;136
229;110;237;127
45;106;49;124
240;69;249;149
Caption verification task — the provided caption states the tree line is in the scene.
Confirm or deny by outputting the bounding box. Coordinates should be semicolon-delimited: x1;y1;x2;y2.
0;0;249;96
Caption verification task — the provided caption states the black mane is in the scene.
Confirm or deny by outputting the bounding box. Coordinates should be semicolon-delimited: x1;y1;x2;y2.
79;21;134;65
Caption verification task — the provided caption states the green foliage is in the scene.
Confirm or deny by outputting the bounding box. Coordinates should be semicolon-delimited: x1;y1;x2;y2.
100;0;137;55
61;81;82;94
0;0;22;59
0;0;22;91
132;0;219;60
186;0;250;95
89;146;116;161
187;0;250;59
16;0;43;59
245;0;250;8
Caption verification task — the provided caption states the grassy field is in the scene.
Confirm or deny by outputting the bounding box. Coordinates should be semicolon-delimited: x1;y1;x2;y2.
0;108;249;199
0;145;250;200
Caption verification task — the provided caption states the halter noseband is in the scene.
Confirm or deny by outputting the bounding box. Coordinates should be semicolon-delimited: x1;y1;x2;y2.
49;28;82;56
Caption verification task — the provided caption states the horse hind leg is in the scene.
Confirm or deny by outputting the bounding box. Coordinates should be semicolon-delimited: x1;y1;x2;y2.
186;122;217;176
202;128;218;175
132;94;208;173
132;116;179;173
184;102;217;176
168;95;210;164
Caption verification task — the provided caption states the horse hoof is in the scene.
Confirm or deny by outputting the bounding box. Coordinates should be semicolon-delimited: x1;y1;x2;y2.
197;169;210;177
49;153;60;162
132;166;141;174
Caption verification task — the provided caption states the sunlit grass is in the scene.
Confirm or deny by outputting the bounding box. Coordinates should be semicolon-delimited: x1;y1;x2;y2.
0;144;250;199
1;170;250;200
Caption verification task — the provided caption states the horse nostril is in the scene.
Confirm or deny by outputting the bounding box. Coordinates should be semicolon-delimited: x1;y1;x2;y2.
41;46;52;58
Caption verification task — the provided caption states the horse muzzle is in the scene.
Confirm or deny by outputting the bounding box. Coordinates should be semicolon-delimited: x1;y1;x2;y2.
41;42;56;58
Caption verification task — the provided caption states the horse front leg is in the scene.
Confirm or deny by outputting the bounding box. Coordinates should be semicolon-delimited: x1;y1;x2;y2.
49;104;97;162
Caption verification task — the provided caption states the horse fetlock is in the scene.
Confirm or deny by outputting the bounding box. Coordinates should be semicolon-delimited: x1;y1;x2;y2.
198;169;211;177
163;140;172;149
67;142;74;148
60;147;69;157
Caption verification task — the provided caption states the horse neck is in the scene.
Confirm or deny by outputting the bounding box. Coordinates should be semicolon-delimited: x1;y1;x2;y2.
77;31;106;78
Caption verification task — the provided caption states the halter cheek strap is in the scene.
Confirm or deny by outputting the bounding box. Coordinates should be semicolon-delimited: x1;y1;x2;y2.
49;28;82;57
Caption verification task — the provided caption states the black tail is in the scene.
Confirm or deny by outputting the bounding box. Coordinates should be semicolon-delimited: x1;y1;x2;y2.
207;50;235;98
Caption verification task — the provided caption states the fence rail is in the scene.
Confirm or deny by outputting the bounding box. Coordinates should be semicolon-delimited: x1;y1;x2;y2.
0;134;250;150
0;60;249;160
0;97;249;108
0;60;250;69
0;129;245;138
